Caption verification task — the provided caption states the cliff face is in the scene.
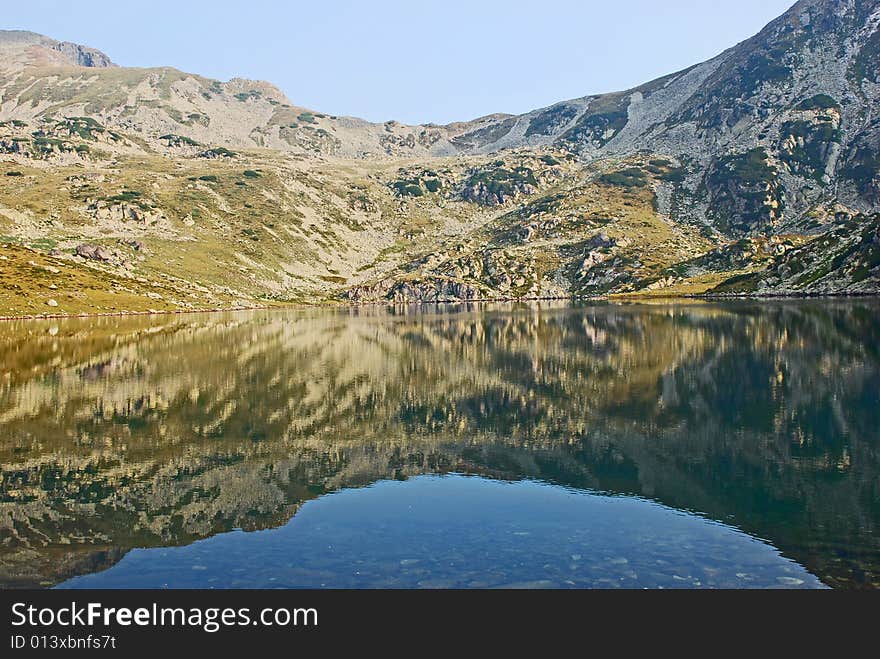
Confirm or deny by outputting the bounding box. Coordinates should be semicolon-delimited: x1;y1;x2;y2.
0;1;878;311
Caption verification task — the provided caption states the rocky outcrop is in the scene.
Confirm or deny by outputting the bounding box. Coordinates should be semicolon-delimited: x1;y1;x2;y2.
461;178;536;206
0;30;115;68
52;40;115;68
347;278;489;303
75;244;111;262
713;213;880;294
460;161;562;207
705;149;785;237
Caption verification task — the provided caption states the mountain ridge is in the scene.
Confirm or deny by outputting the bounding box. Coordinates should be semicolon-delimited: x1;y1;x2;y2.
0;0;878;316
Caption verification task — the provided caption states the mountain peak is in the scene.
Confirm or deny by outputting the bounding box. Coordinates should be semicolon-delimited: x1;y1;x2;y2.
0;29;116;68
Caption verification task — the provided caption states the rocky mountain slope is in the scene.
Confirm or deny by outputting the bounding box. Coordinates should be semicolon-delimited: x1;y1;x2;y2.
0;0;878;316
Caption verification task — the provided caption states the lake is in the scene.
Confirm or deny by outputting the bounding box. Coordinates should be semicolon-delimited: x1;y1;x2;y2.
1;300;877;589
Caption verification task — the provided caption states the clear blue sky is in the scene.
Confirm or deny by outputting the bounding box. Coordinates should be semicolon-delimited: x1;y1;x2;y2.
4;0;796;125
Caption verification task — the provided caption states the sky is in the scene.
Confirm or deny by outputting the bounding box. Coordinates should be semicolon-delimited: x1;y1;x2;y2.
3;0;797;125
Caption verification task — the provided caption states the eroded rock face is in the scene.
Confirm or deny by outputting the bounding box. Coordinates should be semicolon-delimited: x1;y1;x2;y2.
576;233;617;278
778;100;843;182
348;278;488;304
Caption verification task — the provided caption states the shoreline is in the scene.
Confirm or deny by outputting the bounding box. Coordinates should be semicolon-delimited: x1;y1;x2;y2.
2;291;879;322
0;303;283;323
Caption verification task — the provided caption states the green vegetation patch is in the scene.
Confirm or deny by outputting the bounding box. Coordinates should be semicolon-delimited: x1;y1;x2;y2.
840;145;880;200
389;169;444;197
599;167;649;188
106;190;143;203
391;181;424;197
160;134;201;147
718;147;776;185
849;26;880;85
234;90;262;102
779;119;841;180
796;94;840;111
31;134;72;154
707;148;783;236
561;95;630;147
467;164;537;195
58;116;105;141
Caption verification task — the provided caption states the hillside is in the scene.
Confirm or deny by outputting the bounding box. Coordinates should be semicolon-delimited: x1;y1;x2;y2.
0;0;879;316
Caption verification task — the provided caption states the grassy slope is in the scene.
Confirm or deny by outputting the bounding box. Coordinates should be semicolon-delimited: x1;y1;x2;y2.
0;115;836;316
0;244;179;316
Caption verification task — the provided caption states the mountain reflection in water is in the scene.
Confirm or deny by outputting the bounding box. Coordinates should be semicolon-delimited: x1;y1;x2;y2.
1;300;878;588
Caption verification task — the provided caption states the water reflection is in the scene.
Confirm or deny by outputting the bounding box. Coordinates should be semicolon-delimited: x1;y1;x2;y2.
59;476;825;589
1;300;878;588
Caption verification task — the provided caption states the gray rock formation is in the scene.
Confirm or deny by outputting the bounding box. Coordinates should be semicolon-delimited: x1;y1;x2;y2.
0;30;115;67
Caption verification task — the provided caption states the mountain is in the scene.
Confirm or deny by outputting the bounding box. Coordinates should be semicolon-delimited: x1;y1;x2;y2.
0;0;878;317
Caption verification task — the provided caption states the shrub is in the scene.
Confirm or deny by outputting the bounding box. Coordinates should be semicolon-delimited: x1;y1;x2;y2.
599;167;648;188
796;94;840;111
107;190;142;203
391;180;424;197
659;167;685;183
234;90;262;102
59;117;105;140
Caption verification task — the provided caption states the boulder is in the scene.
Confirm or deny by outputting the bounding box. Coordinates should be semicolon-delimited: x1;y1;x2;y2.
75;244;111;261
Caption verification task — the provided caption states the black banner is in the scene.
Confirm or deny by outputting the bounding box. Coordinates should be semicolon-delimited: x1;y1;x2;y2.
0;589;873;653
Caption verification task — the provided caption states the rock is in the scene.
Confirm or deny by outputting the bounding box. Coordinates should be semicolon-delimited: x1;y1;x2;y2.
347;277;488;303
120;239;145;252
75;244;111;262
46;299;58;307
28;260;60;274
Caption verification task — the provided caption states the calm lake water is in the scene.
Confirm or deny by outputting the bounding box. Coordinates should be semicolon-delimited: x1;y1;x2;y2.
1;300;878;589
